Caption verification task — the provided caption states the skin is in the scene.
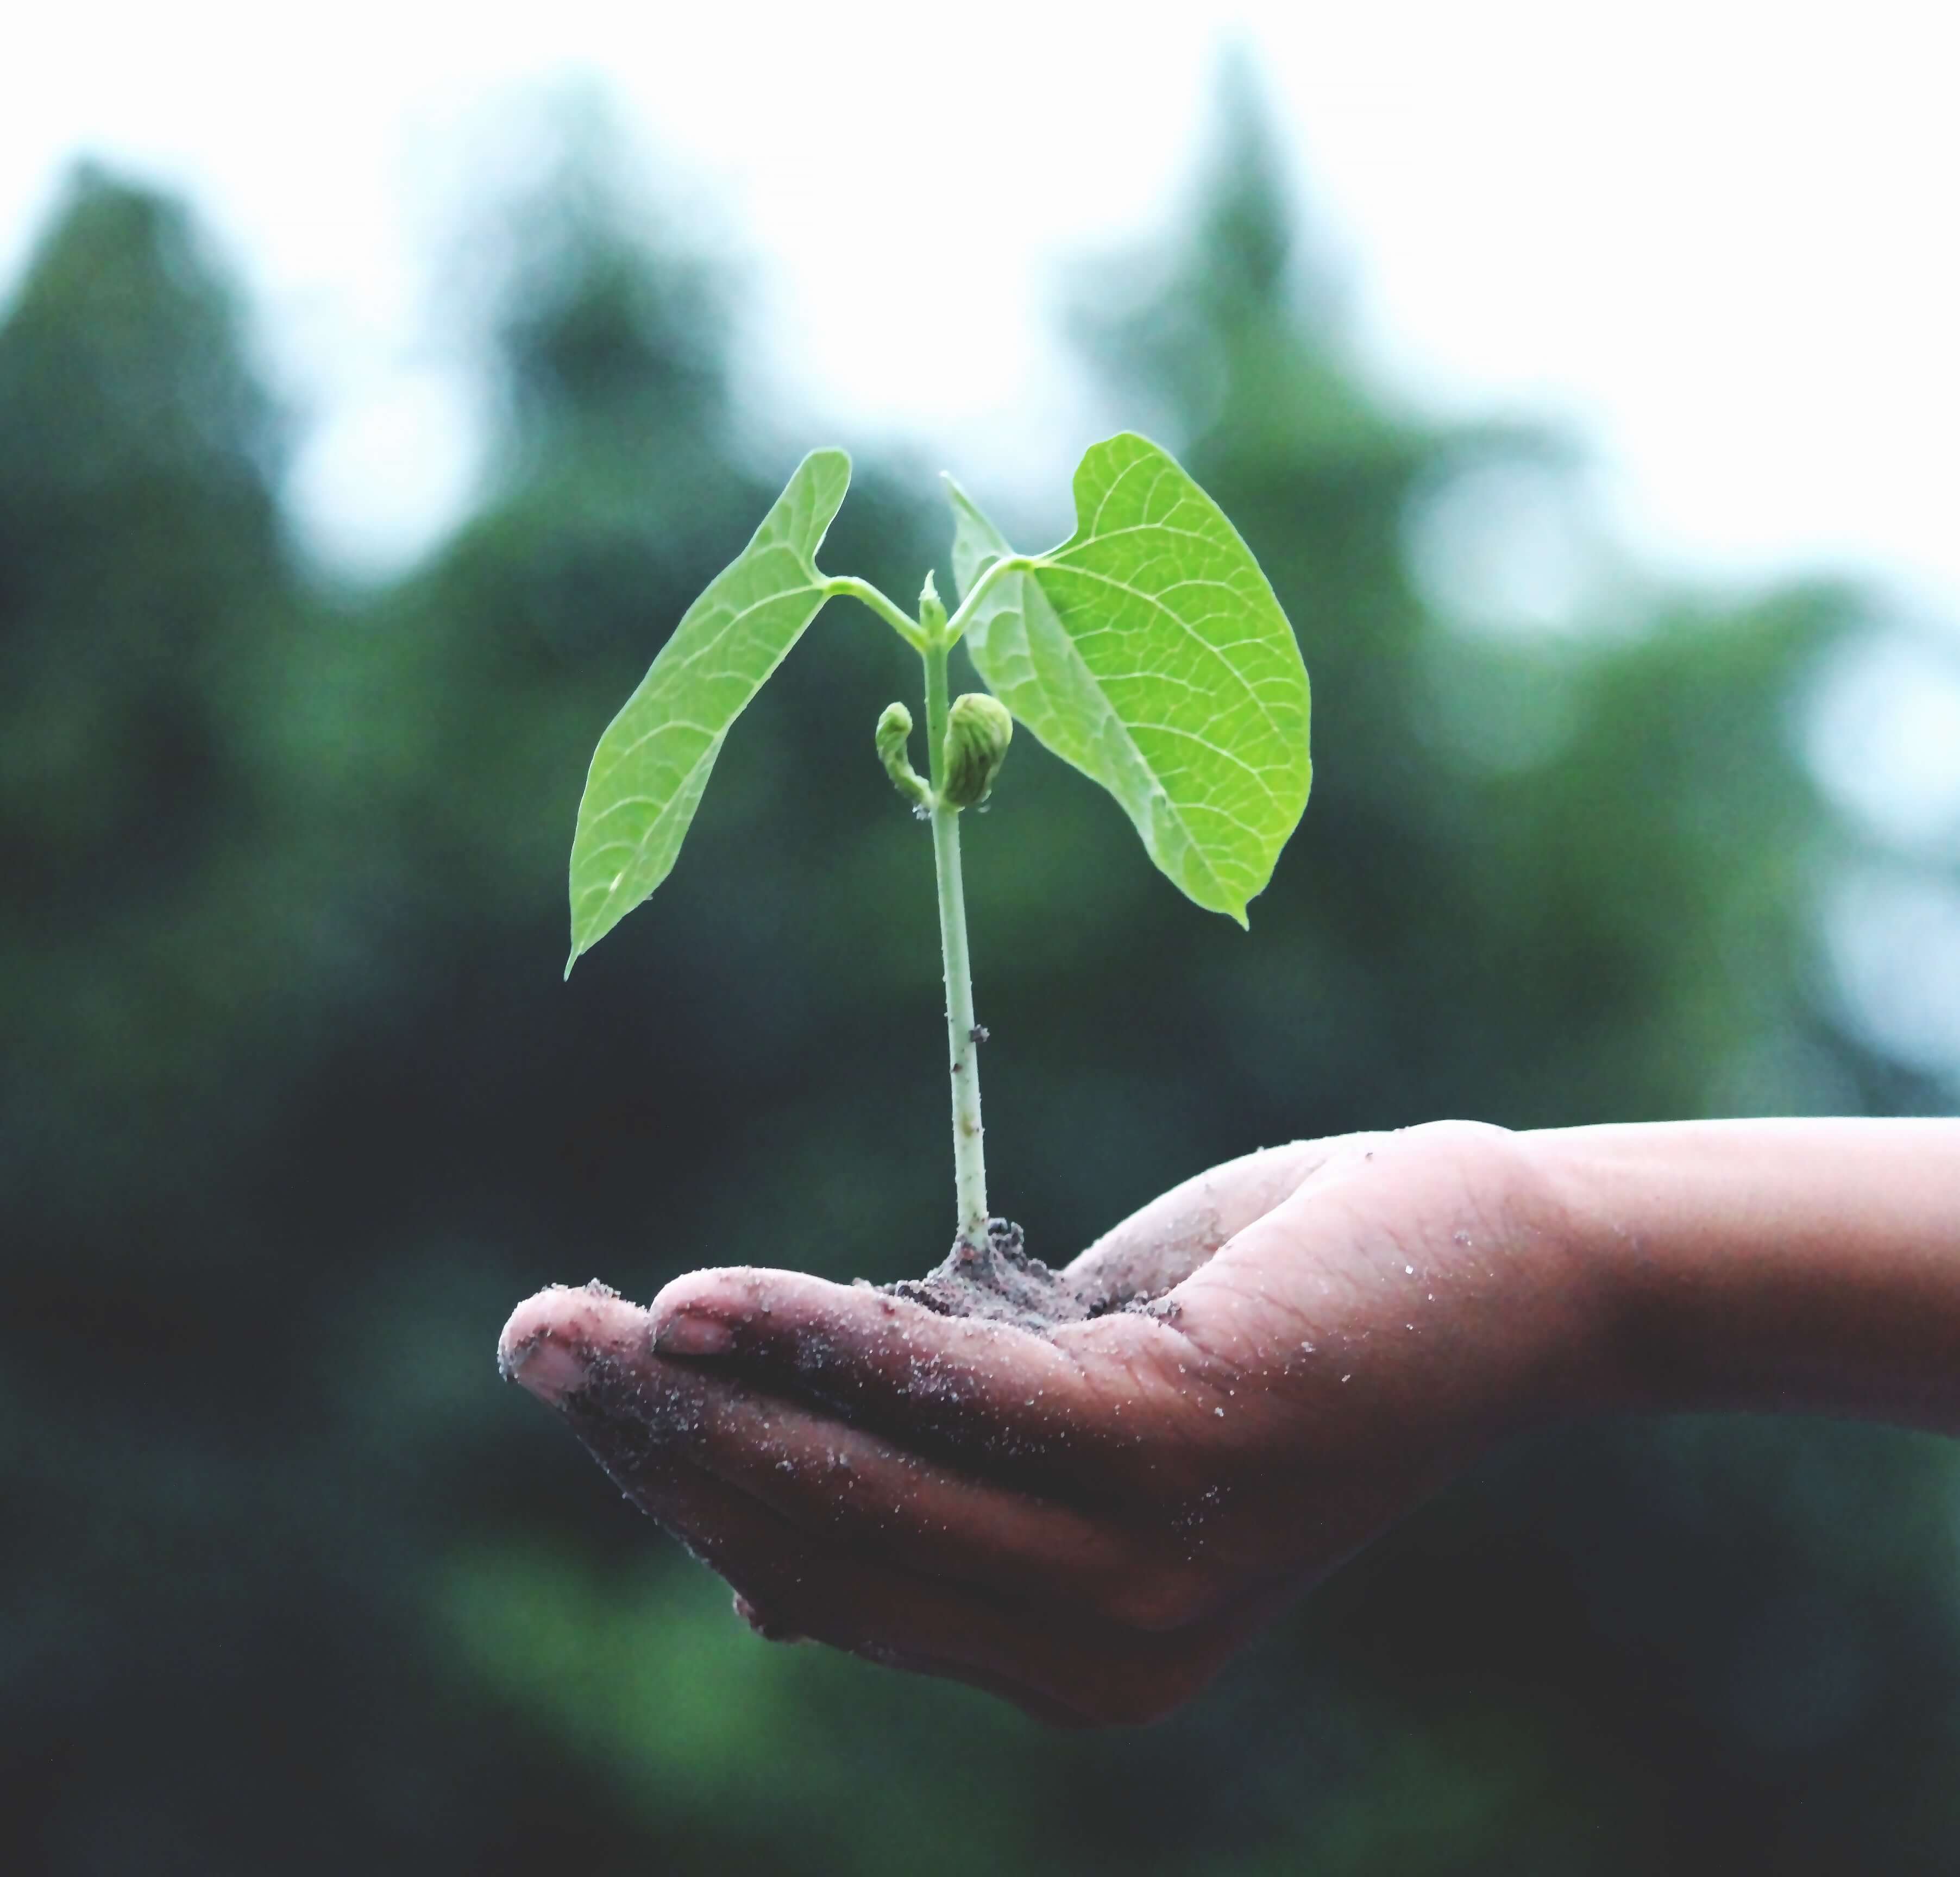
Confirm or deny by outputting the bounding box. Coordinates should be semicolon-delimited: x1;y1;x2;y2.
498;1117;1960;1728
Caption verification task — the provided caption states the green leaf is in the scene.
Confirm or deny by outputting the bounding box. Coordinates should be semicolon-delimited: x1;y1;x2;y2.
946;432;1310;924
565;449;850;974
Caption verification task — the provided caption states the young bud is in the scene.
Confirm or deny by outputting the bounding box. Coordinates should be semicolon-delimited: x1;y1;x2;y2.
918;569;948;640
875;702;932;810
940;692;1014;808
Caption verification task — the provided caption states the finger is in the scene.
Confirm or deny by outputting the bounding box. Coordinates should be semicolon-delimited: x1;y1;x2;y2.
1061;1137;1360;1308
504;1282;1217;1626
499;1280;653;1402
502;1284;1264;1718
650;1362;1218;1628
500;1283;1131;1585
646;1268;1113;1466
575;1394;1229;1729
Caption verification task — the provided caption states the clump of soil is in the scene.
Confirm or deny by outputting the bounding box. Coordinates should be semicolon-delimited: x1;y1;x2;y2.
882;1217;1177;1333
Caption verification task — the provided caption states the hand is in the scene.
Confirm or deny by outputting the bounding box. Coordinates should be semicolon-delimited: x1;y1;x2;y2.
500;1121;1594;1725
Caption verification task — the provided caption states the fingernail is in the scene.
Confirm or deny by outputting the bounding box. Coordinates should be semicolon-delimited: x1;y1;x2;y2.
653;1311;734;1359
502;1335;590;1406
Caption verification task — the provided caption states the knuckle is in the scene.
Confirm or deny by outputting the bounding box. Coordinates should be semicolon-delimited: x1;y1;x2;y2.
1103;1564;1215;1634
1403;1117;1511;1148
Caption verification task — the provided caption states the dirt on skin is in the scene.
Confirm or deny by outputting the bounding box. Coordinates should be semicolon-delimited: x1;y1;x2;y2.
880;1212;1218;1333
882;1219;1103;1330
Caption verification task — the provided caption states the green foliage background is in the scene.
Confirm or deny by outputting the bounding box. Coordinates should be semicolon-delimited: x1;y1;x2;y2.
4;102;1958;1874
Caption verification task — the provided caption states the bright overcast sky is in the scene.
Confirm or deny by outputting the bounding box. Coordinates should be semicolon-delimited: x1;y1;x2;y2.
3;0;1957;626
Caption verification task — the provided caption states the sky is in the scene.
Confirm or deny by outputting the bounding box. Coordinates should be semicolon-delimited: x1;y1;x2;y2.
4;0;1957;621
4;0;1958;1072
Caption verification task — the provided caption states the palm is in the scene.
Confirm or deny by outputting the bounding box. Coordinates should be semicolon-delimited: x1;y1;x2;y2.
499;1122;1567;1724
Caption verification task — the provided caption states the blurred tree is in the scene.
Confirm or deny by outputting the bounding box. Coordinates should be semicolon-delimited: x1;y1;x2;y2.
0;171;288;1160
2;75;1956;1877
0;162;717;1874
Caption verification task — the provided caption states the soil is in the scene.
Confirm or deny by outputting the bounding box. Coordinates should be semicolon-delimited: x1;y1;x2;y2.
871;1149;1316;1334
880;1217;1185;1334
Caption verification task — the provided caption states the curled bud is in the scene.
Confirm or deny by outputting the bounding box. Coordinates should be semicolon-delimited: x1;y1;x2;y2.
940;691;1014;809
875;702;931;810
918;570;948;640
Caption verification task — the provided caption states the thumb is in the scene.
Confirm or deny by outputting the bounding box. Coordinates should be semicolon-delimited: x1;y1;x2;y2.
1060;1138;1346;1312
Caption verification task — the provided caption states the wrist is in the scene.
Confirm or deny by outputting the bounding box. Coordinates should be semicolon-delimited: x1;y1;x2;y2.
1524;1118;1960;1431
1481;1124;1636;1424
1522;1123;1683;1415
1345;1121;1630;1435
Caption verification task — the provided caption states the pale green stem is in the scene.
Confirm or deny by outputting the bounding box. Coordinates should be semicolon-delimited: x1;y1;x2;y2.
824;575;927;651
940;554;1036;645
824;557;1033;652
922;629;989;1246
830;564;994;1242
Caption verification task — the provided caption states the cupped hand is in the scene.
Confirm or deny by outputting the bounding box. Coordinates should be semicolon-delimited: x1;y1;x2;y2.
499;1121;1596;1725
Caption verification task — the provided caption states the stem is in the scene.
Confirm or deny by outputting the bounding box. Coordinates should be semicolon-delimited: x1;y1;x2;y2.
940;554;1036;645
922;630;989;1246
824;575;927;652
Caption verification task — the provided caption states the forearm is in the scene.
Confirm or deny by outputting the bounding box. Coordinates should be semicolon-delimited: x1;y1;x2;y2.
1530;1119;1960;1431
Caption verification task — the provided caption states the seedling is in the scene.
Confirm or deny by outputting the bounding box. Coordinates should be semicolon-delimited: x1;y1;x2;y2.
566;433;1311;1251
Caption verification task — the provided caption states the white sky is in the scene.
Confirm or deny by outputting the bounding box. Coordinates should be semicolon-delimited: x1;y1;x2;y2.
5;0;1958;1079
2;0;1957;625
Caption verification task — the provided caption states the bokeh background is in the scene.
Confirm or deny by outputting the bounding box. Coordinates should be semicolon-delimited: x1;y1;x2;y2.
6;11;1960;1873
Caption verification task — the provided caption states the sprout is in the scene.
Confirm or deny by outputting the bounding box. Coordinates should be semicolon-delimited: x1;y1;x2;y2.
565;433;1311;1247
876;702;931;810
940;692;1014;808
